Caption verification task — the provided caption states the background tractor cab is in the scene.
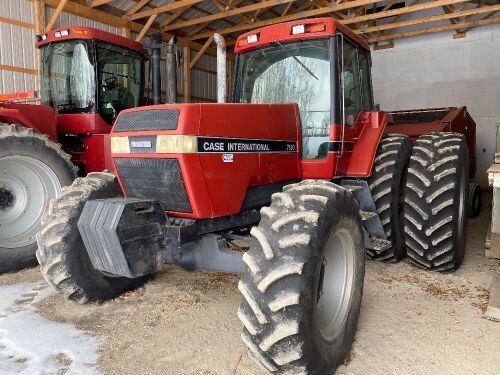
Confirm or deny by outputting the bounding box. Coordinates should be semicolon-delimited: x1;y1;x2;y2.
36;27;147;131
234;18;377;179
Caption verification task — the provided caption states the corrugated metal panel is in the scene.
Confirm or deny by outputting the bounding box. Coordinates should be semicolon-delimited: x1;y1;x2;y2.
0;0;34;23
46;8;121;35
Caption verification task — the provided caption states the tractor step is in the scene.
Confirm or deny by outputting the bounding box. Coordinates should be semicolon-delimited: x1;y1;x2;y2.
344;184;364;193
360;210;378;221
370;237;392;253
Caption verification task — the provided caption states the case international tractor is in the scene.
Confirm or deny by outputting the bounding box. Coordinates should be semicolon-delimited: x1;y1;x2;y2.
36;18;480;374
0;27;163;273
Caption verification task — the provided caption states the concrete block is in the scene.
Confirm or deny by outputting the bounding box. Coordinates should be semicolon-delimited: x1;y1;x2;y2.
485;268;500;321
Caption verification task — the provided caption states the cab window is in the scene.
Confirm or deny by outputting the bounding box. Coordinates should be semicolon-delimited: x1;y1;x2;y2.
359;52;373;111
339;39;361;126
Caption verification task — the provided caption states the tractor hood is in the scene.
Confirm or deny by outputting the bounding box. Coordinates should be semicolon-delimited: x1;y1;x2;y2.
110;103;301;219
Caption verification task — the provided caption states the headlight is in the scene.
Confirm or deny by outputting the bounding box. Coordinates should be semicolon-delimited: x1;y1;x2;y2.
156;135;197;154
111;136;130;153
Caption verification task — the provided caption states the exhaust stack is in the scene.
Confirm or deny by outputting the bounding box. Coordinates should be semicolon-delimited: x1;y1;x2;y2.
150;33;162;105
165;37;177;103
213;33;226;103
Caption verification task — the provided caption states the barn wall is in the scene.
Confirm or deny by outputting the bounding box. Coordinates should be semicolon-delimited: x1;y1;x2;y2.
372;24;500;187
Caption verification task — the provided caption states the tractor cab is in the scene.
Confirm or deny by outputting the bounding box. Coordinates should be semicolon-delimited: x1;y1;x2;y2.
36;27;147;127
234;18;374;174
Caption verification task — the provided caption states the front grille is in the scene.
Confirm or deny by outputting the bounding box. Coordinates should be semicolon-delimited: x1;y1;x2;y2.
114;109;180;132
114;158;192;213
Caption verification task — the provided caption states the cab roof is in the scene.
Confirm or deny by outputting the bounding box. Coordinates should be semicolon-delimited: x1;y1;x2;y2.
35;26;146;54
235;18;370;54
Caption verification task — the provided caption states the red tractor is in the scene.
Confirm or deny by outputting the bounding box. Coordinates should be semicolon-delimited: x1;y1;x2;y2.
36;18;479;374
0;27;148;273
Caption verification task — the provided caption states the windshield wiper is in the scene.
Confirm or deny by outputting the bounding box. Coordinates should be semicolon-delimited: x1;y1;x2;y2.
276;42;318;81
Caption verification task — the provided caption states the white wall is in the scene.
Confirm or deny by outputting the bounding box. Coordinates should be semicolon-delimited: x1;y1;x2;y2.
372;24;500;187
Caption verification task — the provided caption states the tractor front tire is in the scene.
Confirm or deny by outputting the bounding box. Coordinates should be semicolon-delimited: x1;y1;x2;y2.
368;133;412;262
36;172;150;303
0;124;76;273
238;180;365;374
403;133;469;271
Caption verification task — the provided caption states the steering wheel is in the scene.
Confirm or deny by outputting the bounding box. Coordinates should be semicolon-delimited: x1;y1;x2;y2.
104;76;117;89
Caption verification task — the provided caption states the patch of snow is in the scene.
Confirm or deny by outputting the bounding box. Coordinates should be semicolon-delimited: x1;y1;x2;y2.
0;281;103;374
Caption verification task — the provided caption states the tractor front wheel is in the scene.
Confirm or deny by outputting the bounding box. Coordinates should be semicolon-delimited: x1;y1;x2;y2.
36;172;150;303
238;180;365;374
0;124;76;273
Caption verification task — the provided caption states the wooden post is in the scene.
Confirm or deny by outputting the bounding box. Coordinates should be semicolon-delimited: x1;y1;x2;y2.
34;0;46;35
121;27;130;39
183;46;191;103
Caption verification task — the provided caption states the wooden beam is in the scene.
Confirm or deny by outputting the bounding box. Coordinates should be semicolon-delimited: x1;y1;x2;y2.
0;16;35;30
45;0;69;31
160;6;191;27
126;0;152;15
183;46;191;103
0;64;39;75
357;4;500;35
367;14;500;42
34;0;46;35
189;35;214;69
130;0;204;21
90;0;114;7
192;0;467;40
135;14;157;42
164;0;296;32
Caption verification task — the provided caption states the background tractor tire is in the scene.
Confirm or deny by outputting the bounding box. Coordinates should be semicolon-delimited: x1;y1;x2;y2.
403;132;469;271
468;182;481;219
0;124;76;273
238;180;365;375
36;172;150;303
367;133;412;262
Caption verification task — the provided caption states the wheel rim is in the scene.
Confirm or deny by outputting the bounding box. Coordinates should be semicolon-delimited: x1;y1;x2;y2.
316;228;356;342
0;156;61;248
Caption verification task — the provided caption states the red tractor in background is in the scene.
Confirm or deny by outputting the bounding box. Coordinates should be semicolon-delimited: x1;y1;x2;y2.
0;27;148;273
36;18;481;374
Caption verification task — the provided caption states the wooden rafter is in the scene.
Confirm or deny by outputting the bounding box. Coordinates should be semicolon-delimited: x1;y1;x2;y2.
358;4;500;35
126;0;152;16
368;14;500;42
164;0;297;32
45;0;69;31
135;14;158;42
131;0;205;21
90;0;114;8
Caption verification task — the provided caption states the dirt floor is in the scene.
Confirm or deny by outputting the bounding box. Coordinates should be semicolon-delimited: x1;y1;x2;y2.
1;197;499;375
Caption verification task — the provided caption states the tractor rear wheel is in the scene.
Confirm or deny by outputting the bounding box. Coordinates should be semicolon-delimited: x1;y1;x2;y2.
238;180;364;374
403;133;469;271
36;172;149;303
367;133;412;262
0;124;76;273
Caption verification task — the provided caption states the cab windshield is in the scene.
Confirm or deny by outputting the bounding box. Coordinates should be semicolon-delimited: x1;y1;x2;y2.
233;39;331;159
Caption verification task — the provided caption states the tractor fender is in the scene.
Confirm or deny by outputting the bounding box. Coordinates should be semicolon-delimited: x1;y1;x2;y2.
0;103;57;142
345;111;388;177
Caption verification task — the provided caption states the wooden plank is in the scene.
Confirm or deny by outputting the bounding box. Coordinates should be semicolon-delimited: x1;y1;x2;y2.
192;0;466;40
135;14;158;42
164;0;295;31
130;0;205;21
90;0;114;7
126;0;152;15
356;4;500;35
485;268;500;320
183;46;191;103
0;16;35;30
189;35;214;69
367;15;500;43
34;0;46;35
45;0;70;31
0;64;39;75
